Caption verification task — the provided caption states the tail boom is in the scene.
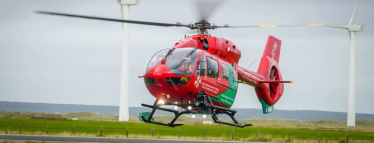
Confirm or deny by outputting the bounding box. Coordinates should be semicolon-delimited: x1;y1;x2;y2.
237;67;264;87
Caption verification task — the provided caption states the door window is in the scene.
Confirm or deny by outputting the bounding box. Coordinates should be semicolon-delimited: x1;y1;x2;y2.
222;64;229;80
232;68;237;82
207;57;219;78
196;55;206;76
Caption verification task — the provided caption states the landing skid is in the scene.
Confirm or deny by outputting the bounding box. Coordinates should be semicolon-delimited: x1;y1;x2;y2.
212;111;252;127
140;99;196;127
140;92;252;128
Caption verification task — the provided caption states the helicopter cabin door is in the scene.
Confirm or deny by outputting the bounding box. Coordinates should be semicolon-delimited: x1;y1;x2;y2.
203;56;221;97
195;55;221;97
214;62;237;107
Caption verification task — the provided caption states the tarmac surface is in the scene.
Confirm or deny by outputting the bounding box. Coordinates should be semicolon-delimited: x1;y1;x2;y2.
0;134;267;143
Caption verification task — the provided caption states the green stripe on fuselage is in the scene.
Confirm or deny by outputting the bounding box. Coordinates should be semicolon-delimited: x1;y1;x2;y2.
210;63;238;107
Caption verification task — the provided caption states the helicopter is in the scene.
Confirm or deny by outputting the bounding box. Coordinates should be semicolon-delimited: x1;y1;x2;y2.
35;1;294;128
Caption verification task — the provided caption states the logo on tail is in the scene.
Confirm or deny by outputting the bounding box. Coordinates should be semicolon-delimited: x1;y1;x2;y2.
271;42;277;59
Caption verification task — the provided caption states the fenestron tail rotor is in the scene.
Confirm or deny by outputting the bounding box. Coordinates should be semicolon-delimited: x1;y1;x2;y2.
269;68;276;99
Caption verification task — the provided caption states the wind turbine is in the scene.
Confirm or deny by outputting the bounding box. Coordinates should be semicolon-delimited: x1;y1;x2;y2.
323;0;363;127
306;0;363;127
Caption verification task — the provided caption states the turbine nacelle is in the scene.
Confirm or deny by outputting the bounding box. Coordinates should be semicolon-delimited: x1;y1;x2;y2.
326;24;364;32
348;24;364;32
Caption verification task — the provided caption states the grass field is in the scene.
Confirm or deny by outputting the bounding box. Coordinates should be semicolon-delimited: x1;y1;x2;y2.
1;118;374;143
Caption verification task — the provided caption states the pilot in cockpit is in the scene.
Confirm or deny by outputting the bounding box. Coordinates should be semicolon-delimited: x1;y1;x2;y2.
179;56;194;73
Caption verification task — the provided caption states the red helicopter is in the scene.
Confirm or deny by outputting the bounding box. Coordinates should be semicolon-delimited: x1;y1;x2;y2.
36;1;293;128
139;32;292;127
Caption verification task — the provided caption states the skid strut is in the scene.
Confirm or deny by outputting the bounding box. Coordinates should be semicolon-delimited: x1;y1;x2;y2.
194;91;252;128
141;99;196;127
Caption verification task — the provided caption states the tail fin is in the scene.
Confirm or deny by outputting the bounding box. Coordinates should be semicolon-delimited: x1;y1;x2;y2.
255;36;284;114
257;35;281;77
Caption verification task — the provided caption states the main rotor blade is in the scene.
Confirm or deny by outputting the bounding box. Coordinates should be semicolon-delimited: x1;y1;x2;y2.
197;0;223;25
35;11;186;27
216;23;345;28
349;0;361;25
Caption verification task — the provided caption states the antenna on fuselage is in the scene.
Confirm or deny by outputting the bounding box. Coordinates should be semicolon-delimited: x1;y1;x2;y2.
247;60;256;69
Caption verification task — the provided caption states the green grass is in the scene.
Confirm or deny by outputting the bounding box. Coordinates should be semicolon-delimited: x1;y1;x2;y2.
1;118;374;142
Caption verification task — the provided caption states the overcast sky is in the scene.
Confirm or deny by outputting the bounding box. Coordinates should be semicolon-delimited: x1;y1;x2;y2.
0;0;373;114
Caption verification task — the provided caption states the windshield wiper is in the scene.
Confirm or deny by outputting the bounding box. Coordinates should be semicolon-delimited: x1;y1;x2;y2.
161;48;175;64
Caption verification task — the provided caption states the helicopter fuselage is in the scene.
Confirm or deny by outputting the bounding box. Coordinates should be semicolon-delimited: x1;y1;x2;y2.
142;35;284;113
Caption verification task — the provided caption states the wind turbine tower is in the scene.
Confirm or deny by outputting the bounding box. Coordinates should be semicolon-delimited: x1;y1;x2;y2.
117;0;140;122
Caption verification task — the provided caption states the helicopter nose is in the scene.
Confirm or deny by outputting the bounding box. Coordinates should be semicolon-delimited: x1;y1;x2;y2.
153;66;166;87
152;66;170;99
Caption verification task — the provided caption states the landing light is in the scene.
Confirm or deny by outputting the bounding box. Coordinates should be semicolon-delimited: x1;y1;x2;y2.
188;106;192;110
158;99;165;105
203;115;206;118
192;115;195;118
174;106;178;110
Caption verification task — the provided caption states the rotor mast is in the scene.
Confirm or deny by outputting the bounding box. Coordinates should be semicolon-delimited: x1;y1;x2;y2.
187;21;218;35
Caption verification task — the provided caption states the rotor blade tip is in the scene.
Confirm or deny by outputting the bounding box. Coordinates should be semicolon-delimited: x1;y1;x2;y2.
35;11;47;14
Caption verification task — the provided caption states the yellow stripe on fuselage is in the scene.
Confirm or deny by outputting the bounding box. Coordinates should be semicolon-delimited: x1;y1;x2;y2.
307;23;325;27
260;25;277;28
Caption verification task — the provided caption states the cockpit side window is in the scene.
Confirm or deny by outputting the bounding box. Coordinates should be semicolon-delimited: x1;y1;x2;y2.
207;57;219;78
222;64;229;80
145;48;170;74
196;55;206;76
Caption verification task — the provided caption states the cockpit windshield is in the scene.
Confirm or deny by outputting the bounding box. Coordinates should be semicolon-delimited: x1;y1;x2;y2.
145;48;170;74
166;48;200;75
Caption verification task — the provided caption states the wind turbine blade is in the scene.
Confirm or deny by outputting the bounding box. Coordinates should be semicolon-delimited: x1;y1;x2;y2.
349;0;361;25
324;25;349;29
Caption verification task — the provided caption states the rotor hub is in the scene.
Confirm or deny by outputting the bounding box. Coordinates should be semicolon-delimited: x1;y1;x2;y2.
184;21;218;35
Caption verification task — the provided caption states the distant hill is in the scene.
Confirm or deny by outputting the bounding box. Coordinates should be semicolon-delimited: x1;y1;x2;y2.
1;101;373;121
